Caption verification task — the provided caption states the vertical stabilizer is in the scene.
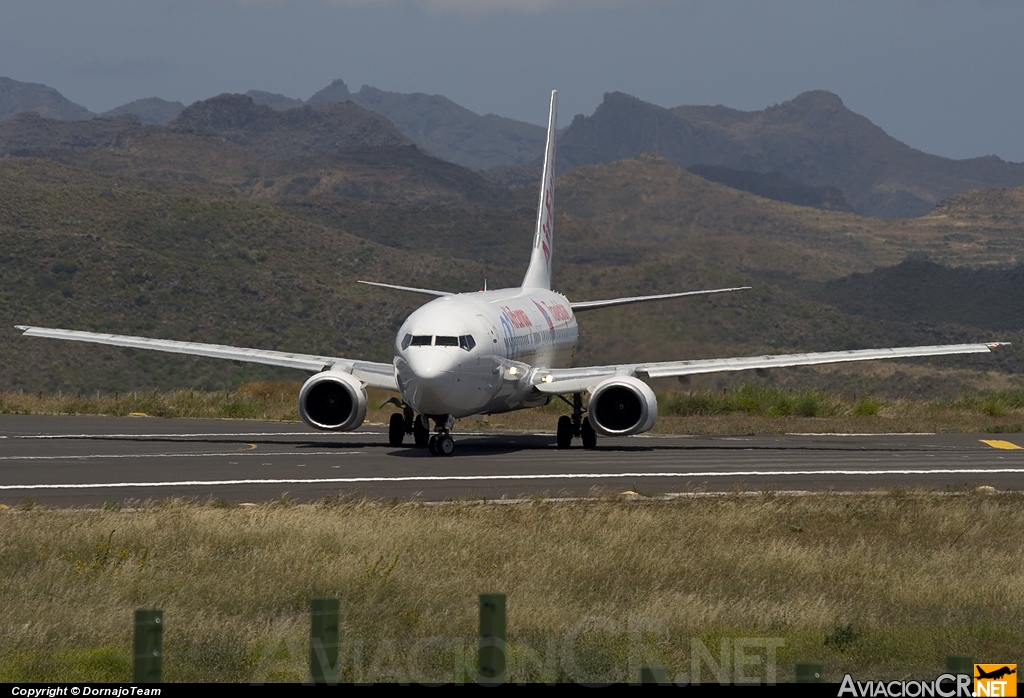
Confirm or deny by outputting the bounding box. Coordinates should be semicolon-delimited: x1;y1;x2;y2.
521;90;557;289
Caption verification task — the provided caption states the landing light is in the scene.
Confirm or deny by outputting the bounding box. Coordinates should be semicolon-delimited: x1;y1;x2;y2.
508;367;519;376
543;375;553;383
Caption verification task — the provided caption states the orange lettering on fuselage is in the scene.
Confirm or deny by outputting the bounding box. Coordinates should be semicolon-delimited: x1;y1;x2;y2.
548;303;571;323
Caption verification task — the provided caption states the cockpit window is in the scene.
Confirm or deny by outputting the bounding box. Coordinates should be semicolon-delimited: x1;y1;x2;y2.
407;335;474;349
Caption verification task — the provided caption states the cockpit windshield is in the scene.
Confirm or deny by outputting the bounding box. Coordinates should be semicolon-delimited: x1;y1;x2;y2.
403;334;477;351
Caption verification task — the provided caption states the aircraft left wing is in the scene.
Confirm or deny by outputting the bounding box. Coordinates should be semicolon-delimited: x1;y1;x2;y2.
532;342;1008;394
15;325;399;391
570;286;751;311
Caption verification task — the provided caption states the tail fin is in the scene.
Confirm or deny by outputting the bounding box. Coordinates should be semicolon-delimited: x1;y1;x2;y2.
521;90;557;290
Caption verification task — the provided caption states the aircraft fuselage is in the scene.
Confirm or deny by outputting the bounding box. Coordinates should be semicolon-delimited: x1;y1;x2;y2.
394;287;578;418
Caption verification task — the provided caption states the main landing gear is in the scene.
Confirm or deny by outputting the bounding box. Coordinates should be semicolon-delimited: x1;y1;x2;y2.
387;406;454;456
556;392;597;450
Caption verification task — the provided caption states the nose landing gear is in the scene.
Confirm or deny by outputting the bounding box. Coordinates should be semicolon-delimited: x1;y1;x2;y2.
556;392;597;449
426;414;455;457
428;432;455;456
386;406;453;455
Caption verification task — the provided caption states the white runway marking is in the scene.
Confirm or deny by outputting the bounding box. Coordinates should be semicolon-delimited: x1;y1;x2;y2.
2;468;1023;491
0;451;358;462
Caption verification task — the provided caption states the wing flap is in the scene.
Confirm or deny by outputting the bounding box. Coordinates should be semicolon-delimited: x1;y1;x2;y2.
16;326;399;391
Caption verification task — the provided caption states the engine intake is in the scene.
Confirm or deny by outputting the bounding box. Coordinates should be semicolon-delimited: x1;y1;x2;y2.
588;376;658;436
298;371;368;431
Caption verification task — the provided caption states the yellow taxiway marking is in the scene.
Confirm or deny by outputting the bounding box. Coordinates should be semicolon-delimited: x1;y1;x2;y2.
980;439;1023;450
247;444;257;450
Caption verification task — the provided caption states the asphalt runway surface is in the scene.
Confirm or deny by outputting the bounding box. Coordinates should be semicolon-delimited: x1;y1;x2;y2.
1;414;1023;506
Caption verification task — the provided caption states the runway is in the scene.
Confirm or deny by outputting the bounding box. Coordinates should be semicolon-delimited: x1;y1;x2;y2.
1;414;1023;506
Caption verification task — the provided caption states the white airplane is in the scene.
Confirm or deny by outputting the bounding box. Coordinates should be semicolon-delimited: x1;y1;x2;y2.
17;91;1006;456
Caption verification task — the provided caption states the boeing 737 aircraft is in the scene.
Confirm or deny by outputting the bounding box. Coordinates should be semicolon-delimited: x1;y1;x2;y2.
17;91;1006;456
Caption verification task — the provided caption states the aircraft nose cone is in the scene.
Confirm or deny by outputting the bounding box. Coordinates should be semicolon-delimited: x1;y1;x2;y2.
404;348;457;413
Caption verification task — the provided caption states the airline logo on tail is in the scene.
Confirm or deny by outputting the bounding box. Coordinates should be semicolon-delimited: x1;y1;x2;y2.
521;89;557;290
540;187;552;262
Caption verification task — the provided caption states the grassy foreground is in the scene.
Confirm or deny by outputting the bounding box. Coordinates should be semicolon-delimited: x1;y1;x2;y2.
1;493;1022;683
7;381;1024;435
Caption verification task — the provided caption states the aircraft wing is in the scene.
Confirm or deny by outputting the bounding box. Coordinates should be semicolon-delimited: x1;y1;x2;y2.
15;325;398;391
570;286;751;311
532;342;1008;394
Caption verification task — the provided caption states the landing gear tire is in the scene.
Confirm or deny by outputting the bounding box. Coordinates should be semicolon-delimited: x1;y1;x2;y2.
414;418;430;448
427;434;439;455
388;413;405;447
556;415;573;449
437;434;455;457
581;417;597;449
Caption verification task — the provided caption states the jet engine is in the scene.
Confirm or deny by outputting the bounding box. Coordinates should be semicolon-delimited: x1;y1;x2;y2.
298;370;368;431
587;375;658;436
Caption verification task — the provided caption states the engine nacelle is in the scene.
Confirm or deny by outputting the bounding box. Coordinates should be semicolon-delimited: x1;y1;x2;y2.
298;370;368;431
588;375;658;436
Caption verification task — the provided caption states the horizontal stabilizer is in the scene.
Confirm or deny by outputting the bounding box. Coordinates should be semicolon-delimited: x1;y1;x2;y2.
357;280;451;297
571;286;751;312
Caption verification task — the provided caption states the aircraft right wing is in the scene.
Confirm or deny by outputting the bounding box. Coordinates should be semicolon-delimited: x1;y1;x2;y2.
15;325;398;391
532;342;1009;394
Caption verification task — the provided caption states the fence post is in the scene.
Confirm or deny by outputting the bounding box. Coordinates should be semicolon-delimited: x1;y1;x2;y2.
641;665;670;684
310;597;339;684
947;655;973;676
132;609;163;683
796;662;823;683
478;593;506;685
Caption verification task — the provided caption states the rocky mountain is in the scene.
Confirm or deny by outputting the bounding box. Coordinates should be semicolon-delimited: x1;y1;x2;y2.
556;91;1024;218
0;76;94;122
304;78;547;171
306;79;352;106
246;90;305;111
101;97;185;125
169;93;412;159
0;112;142;156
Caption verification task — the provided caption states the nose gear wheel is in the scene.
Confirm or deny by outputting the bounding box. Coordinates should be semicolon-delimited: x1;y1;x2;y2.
424;414;455;456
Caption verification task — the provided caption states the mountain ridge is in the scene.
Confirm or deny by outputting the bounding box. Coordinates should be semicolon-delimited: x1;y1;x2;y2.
555;90;1024;218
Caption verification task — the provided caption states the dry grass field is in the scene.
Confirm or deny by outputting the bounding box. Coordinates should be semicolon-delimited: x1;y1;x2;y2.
1;493;1022;683
4;381;1023;683
7;380;1024;436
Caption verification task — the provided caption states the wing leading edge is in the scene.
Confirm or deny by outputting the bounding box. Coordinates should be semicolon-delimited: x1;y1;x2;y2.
533;342;1008;394
15;326;398;391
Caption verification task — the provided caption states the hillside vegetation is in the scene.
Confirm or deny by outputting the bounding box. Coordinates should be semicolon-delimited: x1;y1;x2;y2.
0;159;487;392
3;94;1024;396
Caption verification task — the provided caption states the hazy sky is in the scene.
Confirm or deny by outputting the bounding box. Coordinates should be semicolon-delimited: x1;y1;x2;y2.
3;0;1022;161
